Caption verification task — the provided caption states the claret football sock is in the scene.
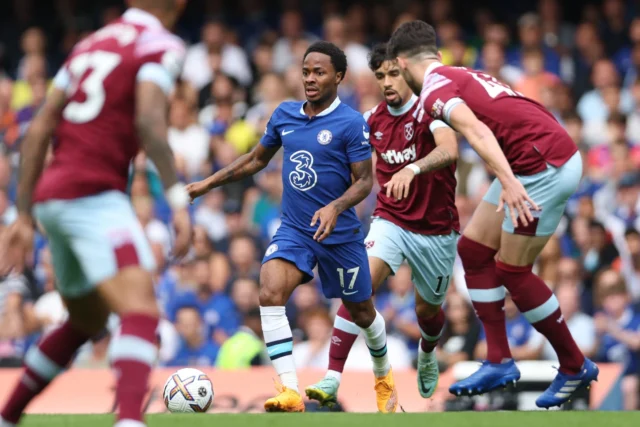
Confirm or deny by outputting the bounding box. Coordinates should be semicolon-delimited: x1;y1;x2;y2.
261;306;299;392
0;321;89;424
111;313;159;423
418;307;445;354
497;261;584;375
361;310;391;378
458;236;512;363
326;304;360;382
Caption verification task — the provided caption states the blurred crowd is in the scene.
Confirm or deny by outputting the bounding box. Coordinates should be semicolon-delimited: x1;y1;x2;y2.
0;0;640;410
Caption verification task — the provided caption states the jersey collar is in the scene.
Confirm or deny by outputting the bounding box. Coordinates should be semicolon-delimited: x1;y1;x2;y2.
122;8;163;30
387;94;418;116
300;96;342;117
425;61;444;76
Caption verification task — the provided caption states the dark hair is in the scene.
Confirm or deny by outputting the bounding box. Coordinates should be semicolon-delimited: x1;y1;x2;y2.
303;41;348;80
607;111;627;126
388;20;438;58
368;43;394;72
625;227;640;238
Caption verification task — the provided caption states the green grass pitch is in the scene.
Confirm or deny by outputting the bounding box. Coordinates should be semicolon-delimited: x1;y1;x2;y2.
17;412;640;427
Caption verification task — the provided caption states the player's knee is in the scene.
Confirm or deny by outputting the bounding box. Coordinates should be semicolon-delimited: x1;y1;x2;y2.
458;235;497;272
101;267;159;317
415;301;441;320
344;300;376;328
258;283;287;307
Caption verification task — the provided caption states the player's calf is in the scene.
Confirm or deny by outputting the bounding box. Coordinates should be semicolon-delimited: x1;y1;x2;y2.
458;235;511;363
0;322;91;425
415;301;444;398
99;268;160;426
496;261;584;375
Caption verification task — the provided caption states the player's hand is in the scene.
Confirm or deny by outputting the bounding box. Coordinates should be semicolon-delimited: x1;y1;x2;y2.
186;180;210;204
0;215;35;276
171;208;192;259
311;203;340;242
497;178;540;228
384;168;416;200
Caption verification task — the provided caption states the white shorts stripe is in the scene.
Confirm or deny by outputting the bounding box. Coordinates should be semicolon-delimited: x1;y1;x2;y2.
110;335;157;365
25;347;63;381
335;315;361;335
468;287;506;303
523;295;560;324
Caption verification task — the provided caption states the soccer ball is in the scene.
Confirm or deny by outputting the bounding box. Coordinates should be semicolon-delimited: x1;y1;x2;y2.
163;368;214;413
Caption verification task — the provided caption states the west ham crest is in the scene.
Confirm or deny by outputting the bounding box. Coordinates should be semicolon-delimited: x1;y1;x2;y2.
404;122;414;141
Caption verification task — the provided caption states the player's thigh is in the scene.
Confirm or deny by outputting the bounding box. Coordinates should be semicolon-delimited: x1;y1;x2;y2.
260;232;315;305
365;218;404;289
38;191;157;313
317;240;372;304
463;197;503;251
498;152;582;265
405;231;458;309
63;291;111;336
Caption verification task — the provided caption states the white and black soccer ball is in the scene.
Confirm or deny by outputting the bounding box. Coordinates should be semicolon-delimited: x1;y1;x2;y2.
163;368;214;413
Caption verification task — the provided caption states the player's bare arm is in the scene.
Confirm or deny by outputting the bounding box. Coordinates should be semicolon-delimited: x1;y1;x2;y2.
0;87;67;275
186;143;280;201
136;80;191;258
311;158;373;242
448;103;539;227
384;126;458;200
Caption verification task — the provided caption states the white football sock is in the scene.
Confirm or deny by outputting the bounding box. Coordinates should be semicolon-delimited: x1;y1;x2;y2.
261;306;298;392
361;310;391;378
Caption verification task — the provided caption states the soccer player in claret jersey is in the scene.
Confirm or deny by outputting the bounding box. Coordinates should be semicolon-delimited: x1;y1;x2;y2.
0;2;192;427
306;43;459;405
388;20;599;408
187;41;398;413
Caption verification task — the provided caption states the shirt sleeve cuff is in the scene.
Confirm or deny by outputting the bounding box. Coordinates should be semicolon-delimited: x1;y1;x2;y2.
136;63;174;95
429;119;450;133
443;97;465;124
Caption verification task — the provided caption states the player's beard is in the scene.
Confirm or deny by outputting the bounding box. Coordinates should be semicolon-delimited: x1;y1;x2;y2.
385;90;403;108
401;69;422;96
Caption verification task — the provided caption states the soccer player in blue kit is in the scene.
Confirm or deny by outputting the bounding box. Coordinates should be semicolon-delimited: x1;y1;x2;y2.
187;41;398;413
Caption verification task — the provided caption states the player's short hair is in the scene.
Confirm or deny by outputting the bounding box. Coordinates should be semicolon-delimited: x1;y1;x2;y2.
388;20;438;59
304;41;348;80
368;43;394;72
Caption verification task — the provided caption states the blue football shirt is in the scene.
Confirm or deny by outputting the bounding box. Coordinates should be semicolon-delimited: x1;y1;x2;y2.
260;97;372;244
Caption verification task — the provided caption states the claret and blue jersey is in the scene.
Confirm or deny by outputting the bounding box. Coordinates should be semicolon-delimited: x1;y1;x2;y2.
260;97;373;302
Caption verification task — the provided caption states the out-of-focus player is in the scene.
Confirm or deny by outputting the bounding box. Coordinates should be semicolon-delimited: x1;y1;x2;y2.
0;1;192;426
388;21;598;408
306;43;459;405
187;41;397;413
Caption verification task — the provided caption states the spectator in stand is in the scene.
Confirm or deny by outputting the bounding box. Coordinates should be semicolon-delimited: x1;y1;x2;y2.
438;292;481;371
577;59;634;146
168;306;219;367
272;10;317;73
538;0;575;53
615;18;640;89
0;270;32;367
480;42;522;86
226;234;261;288
437;21;476;68
508;13;561;77
627;78;640;143
514;47;560;104
0;79;15;148
615;228;640;302
293;307;333;369
182;19;252;90
600;0;630;56
230;278;259;318
11;53;47;112
323;14;370;75
168;85;210;181
216;307;265;369
168;257;240;346
15;27;48;80
594;269;640;410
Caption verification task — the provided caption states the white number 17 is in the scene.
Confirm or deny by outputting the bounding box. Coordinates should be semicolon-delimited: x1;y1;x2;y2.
337;267;360;290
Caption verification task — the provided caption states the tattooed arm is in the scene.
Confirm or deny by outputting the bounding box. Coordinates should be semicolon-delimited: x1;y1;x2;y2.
311;158;373;242
187;143;280;201
412;126;458;173
383;125;458;200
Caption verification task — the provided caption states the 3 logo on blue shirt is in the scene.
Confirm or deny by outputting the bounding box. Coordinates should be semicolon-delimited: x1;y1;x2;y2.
289;150;317;191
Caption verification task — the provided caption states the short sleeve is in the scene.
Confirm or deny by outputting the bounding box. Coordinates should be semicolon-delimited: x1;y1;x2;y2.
52;65;71;91
135;30;186;95
259;107;283;149
420;71;465;124
345;115;372;164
